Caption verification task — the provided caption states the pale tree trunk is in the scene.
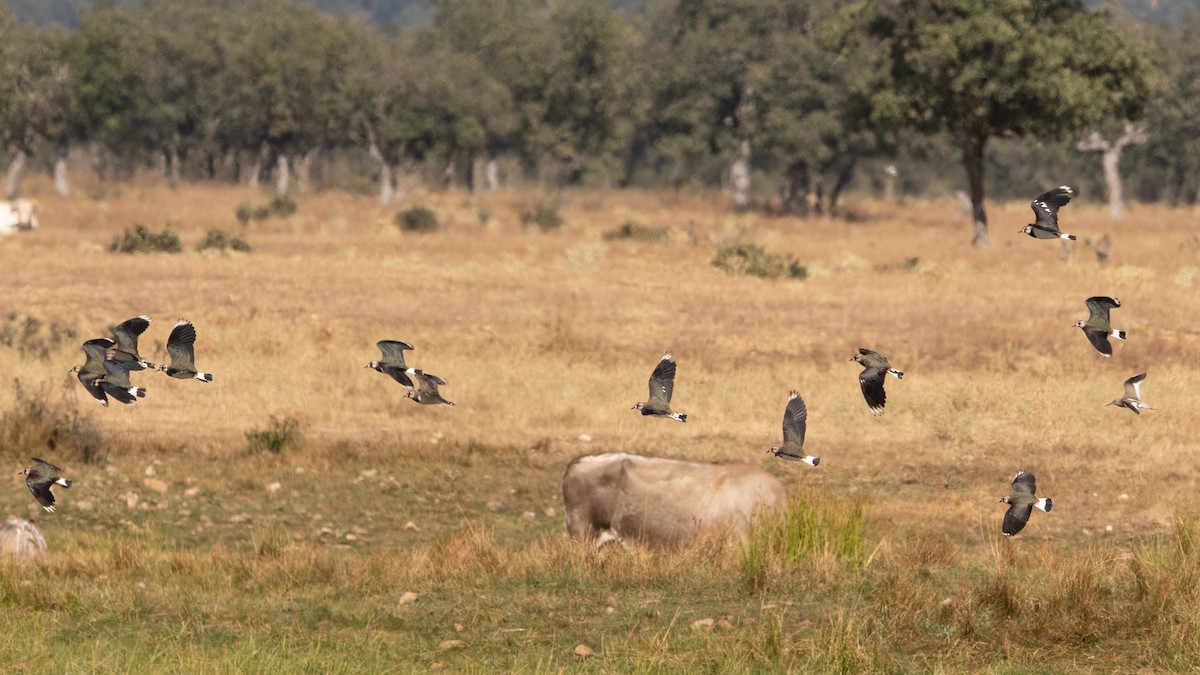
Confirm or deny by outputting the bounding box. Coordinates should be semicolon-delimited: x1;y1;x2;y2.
169;146;181;183
1077;123;1147;222
5;149;27;199
442;159;457;190
275;154;290;196
779;159;809;216
296;148;317;194
367;141;393;205
485;158;499;191
53;145;70;196
248;143;270;189
470;154;486;193
729;139;751;212
962;133;988;248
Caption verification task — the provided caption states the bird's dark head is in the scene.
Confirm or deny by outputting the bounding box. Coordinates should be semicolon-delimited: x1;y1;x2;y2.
1020;225;1035;236
366;361;379;370
69;365;80;374
631;402;644;411
999;496;1011;504
849;354;861;364
1072;320;1086;329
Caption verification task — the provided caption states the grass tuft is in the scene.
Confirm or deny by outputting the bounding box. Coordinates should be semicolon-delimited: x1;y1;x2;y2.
0;313;77;360
521;202;564;231
0;379;105;464
741;488;868;588
245;416;303;454
108;223;183;254
395;206;438;233
603;220;669;241
195;229;251;253
712;242;807;279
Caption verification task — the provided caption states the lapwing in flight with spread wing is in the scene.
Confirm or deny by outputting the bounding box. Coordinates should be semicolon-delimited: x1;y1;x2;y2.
72;337;115;406
1108;372;1153;415
999;471;1052;537
110;316;154;370
767;391;820;466
98;358;147;404
1021;186;1076;241
631;352;687;422
20;458;72;513
403;368;454;406
159;320;213;382
1074;296;1126;357
367;340;414;388
851;348;903;416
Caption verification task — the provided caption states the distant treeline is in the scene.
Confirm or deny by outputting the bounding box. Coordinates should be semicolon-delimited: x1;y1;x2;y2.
0;0;1197;220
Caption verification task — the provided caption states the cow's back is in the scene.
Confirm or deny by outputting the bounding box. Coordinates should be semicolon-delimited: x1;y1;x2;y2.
562;452;786;547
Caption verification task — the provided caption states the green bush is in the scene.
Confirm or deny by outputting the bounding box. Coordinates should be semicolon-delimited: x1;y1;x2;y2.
0;313;77;359
0;379;106;464
235;203;254;225
270;195;297;217
196;229;252;253
603;220;669;242
108;224;182;254
396;206;438;232
252;206;271;220
246;416;303;454
521;203;564;231
712;243;807;279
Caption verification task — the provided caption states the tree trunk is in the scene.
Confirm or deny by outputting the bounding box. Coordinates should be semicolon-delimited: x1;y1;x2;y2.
5;149;27;199
826;157;857;218
275;154;290;196
394;161;421;203
442;159;457;190
1077;123;1146;223
729;139;752;212
470;154;486;193
485;157;499;191
961;133;988;248
296;148;317;194
779;159;809;216
53;144;70;197
169;146;181;183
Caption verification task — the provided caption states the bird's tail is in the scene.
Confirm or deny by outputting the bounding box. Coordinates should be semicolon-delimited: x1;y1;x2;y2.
888;368;904;380
1036;497;1053;512
195;372;213;382
803;456;820;467
1111;329;1127;340
671;412;687;423
130;386;147;398
1060;233;1077;241
55;478;72;488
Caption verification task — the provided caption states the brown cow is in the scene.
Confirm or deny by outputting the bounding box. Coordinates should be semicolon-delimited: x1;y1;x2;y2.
562;452;786;548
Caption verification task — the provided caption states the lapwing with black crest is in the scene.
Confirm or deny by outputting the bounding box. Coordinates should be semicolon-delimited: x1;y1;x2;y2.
19;458;72;513
850;348;903;416
159;320;213;382
1074;296;1126;357
631;352;687;422
367;340;414;388
1021;186;1077;241
767;391;820;466
999;471;1052;537
71;337;115;406
1108;372;1153;414
110;316;155;370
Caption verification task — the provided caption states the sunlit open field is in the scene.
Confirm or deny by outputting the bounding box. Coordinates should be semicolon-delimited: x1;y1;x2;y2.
3;176;1200;670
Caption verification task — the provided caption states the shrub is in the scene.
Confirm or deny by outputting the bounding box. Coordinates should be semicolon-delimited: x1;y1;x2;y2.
0;313;77;359
270;195;297;217
108;224;182;254
603;220;669;242
252;206;272;221
396;206;438;233
0;379;106;464
741;488;867;589
235;203;254;225
246;416;303;454
521;202;564;231
712;243;807;279
196;229;252;253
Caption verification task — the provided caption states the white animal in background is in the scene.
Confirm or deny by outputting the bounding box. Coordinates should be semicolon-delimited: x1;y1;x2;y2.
0;199;39;234
0;517;47;563
562;452;786;548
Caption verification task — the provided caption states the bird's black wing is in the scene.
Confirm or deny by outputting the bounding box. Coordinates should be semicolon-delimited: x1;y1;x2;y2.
1030;186;1073;229
1085;296;1120;321
111;316;150;353
81;338;115;371
77;371;109;405
858;366;887;415
1083;327;1113;356
26;478;56;509
781;392;808;448
647;355;676;408
1011;471;1036;495
379;364;413;387
166;321;198;370
1002;501;1034;536
377;340;414;367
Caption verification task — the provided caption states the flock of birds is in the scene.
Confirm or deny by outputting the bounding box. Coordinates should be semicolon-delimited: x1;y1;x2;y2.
14;185;1156;540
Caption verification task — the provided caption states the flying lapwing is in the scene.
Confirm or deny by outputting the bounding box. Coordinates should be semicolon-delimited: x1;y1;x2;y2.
109;316;154;370
1021;186;1077;241
767;391;820;466
850;348;903;416
159;320;213;382
19;458;72;513
1108;372;1153;414
98;358;147;404
71;337;116;406
631;352;687;422
1074;296;1126;357
367;340;414;388
402;368;454;406
999;471;1053;537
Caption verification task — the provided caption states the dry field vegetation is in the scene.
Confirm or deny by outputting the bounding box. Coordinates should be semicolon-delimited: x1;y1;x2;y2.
2;175;1200;671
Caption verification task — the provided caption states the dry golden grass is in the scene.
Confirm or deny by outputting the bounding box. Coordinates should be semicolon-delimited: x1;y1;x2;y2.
2;174;1200;670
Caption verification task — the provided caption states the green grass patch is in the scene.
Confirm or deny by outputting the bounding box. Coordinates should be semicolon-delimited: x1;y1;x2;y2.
108;224;183;254
713;243;807;279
